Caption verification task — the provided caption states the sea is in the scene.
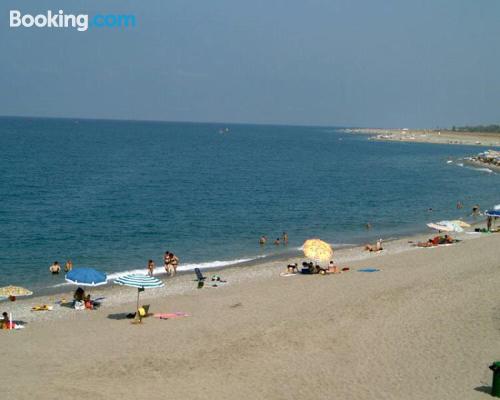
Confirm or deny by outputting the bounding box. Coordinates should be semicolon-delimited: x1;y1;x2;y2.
0;117;498;292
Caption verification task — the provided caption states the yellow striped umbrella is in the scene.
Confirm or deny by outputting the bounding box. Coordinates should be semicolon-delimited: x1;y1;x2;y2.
0;286;33;299
303;239;333;262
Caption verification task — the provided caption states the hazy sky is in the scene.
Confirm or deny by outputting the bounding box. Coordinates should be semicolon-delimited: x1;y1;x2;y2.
1;0;499;127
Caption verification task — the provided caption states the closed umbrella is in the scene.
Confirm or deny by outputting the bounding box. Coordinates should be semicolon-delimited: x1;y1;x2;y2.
114;274;164;313
303;239;333;263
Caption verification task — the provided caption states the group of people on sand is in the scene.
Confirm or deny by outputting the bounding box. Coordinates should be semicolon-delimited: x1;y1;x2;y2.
49;260;73;274
73;287;99;310
147;251;179;277
286;260;341;275
417;234;455;247
260;232;288;246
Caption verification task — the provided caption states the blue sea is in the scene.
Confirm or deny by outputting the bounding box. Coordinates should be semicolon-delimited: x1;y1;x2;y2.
0;117;498;291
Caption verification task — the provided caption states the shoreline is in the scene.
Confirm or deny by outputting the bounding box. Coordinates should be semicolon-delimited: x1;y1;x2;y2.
2;221;492;323
0;226;454;302
344;127;500;147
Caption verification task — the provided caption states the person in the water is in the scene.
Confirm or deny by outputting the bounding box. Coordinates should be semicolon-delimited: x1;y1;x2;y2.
49;261;61;274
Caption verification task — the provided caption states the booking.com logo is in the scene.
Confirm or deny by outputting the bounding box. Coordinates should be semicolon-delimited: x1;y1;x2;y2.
9;10;136;32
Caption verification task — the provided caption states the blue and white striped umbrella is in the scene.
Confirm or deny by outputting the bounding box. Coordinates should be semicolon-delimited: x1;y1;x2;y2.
114;274;164;289
114;274;164;312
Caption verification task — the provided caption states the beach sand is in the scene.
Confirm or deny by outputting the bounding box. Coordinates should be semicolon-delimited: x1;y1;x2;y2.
2;231;500;399
345;128;500;147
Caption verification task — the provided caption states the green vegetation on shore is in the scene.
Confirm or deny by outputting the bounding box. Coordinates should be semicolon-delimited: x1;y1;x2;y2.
450;124;500;133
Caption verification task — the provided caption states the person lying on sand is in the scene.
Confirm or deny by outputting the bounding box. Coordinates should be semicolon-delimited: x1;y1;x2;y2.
417;235;455;247
365;239;383;252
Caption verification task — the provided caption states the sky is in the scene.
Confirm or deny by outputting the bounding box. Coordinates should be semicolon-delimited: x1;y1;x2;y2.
1;0;499;128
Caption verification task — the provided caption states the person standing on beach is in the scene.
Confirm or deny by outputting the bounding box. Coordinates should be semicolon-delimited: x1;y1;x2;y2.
64;260;73;273
147;259;155;277
165;252;179;276
163;251;169;271
487;216;493;231
282;232;288;245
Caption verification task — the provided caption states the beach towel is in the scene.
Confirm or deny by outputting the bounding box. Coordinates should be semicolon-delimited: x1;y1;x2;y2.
280;272;297;277
357;268;380;273
31;305;53;311
153;312;190;320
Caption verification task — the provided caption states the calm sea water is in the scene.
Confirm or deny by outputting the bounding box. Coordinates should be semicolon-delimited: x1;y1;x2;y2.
0;117;498;290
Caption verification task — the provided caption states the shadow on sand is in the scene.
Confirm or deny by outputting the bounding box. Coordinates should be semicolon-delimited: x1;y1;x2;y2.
473;385;492;395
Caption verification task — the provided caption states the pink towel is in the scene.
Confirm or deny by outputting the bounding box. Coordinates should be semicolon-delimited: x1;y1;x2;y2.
153;312;190;319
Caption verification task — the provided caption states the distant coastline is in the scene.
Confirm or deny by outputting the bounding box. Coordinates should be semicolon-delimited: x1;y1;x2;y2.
343;127;500;147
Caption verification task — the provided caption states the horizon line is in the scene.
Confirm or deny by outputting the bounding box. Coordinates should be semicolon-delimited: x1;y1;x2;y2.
0;114;429;131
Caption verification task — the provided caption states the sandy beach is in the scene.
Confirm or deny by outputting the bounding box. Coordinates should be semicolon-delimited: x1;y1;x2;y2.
2;228;500;400
345;128;500;147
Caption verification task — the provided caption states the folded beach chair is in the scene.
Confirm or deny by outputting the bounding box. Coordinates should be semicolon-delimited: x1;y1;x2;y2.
194;268;206;288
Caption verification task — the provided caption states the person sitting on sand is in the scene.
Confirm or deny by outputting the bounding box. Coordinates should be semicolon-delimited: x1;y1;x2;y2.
84;295;93;310
286;263;298;273
64;260;73;272
326;260;340;274
365;239;383;252
147;259;155;277
74;287;85;302
439;234;454;244
0;312;8;329
49;261;61;274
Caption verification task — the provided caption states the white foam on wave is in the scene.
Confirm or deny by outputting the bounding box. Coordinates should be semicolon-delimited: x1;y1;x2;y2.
49;256;269;287
469;167;494;173
104;255;268;281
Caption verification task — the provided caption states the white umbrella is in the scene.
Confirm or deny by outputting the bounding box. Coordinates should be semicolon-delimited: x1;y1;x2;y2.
427;221;464;233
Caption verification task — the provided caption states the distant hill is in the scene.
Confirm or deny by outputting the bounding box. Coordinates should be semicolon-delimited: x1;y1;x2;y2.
450;124;500;133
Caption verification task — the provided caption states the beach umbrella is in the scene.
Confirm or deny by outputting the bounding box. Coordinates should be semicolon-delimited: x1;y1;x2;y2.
485;210;500;217
0;286;32;330
303;239;333;263
450;220;471;228
114;274;164;312
0;285;33;299
427;221;464;233
65;268;107;287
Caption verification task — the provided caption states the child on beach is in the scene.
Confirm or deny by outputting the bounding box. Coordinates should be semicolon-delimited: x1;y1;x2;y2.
148;259;155;277
64;260;73;272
